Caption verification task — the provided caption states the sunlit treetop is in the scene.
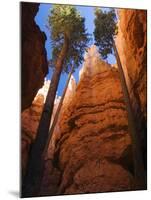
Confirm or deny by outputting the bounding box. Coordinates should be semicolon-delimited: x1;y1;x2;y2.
47;5;91;73
94;8;117;60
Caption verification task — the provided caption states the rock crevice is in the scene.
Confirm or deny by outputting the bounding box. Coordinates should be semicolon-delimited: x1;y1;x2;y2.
21;2;48;111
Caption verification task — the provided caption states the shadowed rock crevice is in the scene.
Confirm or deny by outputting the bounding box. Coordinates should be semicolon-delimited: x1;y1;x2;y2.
21;2;48;111
107;145;134;175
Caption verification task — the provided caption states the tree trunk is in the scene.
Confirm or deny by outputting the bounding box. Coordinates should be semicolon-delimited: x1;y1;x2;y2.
112;39;146;189
22;36;69;197
43;64;74;159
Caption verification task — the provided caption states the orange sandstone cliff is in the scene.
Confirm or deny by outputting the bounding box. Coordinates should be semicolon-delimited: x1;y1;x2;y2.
21;8;147;196
115;9;147;169
21;80;60;177
44;46;134;195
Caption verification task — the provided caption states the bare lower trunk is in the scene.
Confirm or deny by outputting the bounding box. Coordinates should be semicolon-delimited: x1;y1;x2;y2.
22;36;69;197
112;39;146;189
43;65;74;158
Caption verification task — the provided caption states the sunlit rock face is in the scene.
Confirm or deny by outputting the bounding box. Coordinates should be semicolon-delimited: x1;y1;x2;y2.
21;93;44;178
51;46;134;195
79;45;111;80
21;75;77;194
115;9;147;121
45;75;77;160
21;2;48;111
40;75;77;196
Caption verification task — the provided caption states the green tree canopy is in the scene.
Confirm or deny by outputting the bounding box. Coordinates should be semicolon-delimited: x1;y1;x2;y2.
94;8;116;59
48;5;90;73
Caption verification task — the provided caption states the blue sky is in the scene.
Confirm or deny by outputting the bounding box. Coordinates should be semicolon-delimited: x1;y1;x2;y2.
35;3;116;96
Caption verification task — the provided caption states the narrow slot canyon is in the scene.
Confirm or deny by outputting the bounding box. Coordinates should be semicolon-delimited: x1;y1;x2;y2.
21;2;147;197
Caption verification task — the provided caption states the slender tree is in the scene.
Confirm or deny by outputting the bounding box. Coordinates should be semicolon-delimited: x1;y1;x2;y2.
94;8;146;189
43;64;75;158
94;9;117;59
22;5;90;197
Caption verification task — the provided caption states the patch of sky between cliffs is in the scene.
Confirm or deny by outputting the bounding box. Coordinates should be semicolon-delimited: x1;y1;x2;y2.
35;3;116;96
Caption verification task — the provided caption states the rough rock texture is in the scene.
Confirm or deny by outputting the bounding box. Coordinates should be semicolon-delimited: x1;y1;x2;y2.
115;9;147;168
21;2;48;111
39;76;77;196
115;9;147;120
21;93;44;177
21;8;147;195
47;46;135;195
21;80;60;177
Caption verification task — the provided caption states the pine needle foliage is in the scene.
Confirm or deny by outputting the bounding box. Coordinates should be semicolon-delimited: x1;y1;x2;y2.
94;8;116;59
48;5;90;73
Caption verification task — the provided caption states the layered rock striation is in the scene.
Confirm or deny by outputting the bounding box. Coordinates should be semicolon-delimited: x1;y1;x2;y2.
21;2;48;111
21;7;147;194
50;46;134;195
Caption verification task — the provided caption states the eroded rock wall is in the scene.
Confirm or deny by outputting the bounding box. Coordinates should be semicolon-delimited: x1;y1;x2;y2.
115;9;147;168
50;46;134;195
21;80;60;177
115;9;147;121
39;76;77;196
21;2;48;111
21;93;44;177
21;7;147;195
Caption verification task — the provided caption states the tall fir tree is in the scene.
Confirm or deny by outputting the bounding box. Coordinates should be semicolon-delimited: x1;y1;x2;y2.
94;8;116;59
94;8;146;189
22;5;90;197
